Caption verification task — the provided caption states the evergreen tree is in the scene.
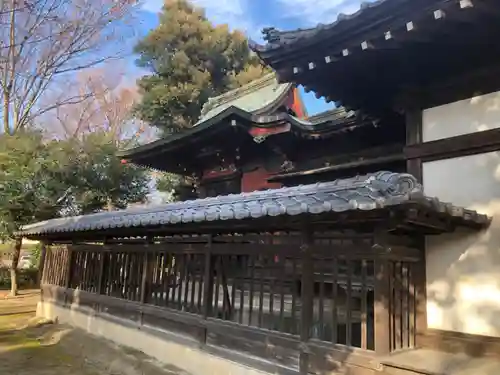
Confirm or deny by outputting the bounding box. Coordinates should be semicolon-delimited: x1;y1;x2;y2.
135;0;268;135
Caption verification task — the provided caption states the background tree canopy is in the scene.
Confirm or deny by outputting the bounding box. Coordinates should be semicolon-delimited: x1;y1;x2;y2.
134;0;269;135
0;131;149;240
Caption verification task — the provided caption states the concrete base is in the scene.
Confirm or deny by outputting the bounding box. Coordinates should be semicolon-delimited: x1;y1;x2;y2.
37;300;269;375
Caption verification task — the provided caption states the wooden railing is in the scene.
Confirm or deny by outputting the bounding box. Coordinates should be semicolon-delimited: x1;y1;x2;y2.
41;232;423;374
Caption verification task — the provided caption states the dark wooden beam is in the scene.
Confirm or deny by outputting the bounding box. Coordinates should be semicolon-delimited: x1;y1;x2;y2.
405;127;500;162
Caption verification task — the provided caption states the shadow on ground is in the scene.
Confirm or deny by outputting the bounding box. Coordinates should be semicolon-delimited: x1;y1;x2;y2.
0;291;188;375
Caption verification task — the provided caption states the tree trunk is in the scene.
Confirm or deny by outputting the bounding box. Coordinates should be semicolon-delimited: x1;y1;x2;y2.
10;237;22;296
3;91;11;135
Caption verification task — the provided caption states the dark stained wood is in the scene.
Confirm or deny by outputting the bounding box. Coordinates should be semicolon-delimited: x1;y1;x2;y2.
269;153;405;182
405;127;500;163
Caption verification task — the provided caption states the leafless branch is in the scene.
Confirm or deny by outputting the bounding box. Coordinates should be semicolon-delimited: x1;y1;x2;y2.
0;0;138;134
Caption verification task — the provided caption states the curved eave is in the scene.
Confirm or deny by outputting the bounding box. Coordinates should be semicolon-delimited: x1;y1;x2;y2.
119;107;371;168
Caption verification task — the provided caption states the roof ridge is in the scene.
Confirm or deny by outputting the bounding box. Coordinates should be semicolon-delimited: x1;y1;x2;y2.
199;73;279;118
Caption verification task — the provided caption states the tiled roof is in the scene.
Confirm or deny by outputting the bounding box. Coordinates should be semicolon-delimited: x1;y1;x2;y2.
195;73;292;125
18;172;489;237
252;0;388;52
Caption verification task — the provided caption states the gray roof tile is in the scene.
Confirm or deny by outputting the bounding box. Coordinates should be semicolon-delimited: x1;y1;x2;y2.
17;171;490;237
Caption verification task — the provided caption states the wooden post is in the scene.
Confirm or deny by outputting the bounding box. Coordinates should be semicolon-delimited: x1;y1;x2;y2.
37;241;48;287
299;226;314;375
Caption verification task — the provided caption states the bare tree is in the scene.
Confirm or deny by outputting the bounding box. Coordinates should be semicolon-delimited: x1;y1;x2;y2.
53;66;157;145
0;0;138;135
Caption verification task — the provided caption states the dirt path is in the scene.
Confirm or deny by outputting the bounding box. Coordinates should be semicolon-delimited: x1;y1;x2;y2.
0;290;189;375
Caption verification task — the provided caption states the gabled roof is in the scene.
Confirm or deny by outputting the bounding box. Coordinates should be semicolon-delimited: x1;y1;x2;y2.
250;0;499;114
195;73;292;125
18;171;490;239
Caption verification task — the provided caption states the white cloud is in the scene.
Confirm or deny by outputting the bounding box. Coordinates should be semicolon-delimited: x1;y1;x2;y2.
275;0;374;26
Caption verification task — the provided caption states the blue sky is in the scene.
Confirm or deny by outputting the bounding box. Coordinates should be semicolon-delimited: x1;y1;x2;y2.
128;0;372;115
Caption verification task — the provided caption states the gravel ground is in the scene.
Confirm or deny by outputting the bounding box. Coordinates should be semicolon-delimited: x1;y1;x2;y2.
0;290;189;375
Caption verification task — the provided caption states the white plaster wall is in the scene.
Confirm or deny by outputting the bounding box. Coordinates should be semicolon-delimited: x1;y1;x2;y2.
423;151;500;337
423;90;500;142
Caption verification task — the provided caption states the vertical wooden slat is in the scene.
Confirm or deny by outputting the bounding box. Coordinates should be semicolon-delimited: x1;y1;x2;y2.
128;253;136;300
171;255;179;306
409;263;416;348
291;257;298;335
140;240;154;305
331;256;338;344
413;238;427;346
213;256;220;317
189;254;197;312
230;256;237;320
269;261;275;325
318;256;325;340
183;255;190;311
394;262;403;350
248;255;255;326
279;255;286;333
167;253;175;306
299;229;314;375
65;247;73;289
97;251;106;295
197;254;204;313
258;257;265;327
402;263;410;348
374;257;391;355
106;251;113;296
361;259;368;350
220;256;232;320
346;258;353;346
239;256;245;324
162;251;170;306
202;236;214;319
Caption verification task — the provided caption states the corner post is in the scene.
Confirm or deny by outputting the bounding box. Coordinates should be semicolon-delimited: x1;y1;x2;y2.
37;241;48;287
